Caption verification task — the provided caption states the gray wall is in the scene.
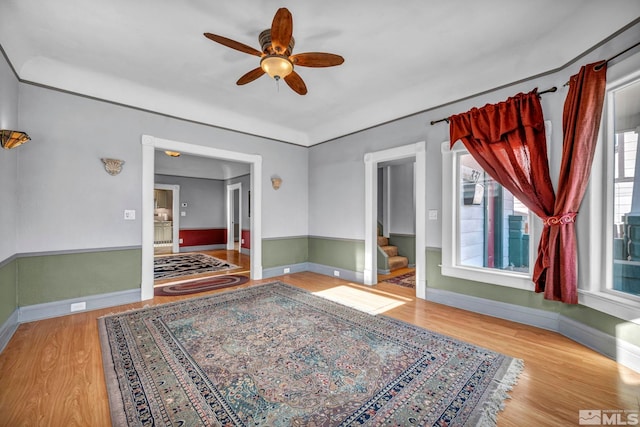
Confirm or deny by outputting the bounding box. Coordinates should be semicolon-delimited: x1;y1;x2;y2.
155;174;225;228
0;53;18;261
389;162;415;235
13;82;309;255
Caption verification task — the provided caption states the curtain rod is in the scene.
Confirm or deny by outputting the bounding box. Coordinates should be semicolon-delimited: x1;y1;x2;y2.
429;86;557;126
562;40;640;85
595;39;640;71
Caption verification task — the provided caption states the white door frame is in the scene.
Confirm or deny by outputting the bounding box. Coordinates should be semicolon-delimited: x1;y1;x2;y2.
154;183;180;253
141;135;263;301
364;141;427;299
226;182;242;251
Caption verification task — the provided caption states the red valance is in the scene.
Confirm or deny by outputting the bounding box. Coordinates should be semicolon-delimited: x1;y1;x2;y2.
449;63;607;304
450;91;556;290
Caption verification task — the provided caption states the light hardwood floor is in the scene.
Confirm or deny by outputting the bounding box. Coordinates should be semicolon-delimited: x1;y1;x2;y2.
0;262;638;426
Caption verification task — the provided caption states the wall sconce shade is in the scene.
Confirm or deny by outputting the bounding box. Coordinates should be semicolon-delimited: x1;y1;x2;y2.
271;176;282;190
165;151;181;157
0;130;30;149
101;158;125;175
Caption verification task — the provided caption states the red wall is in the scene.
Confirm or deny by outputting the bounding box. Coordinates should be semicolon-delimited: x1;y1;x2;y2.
179;228;227;247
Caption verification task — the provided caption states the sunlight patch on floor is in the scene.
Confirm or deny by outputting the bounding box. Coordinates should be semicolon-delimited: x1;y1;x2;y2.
313;285;406;314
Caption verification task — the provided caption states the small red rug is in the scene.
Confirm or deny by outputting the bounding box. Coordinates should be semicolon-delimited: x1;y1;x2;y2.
381;272;415;288
155;275;249;296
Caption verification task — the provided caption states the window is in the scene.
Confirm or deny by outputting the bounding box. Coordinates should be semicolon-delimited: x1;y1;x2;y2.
458;153;531;274
441;142;534;290
610;79;640;299
581;64;640;322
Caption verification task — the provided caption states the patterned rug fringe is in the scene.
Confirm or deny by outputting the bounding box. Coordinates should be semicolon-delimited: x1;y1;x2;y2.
477;358;525;426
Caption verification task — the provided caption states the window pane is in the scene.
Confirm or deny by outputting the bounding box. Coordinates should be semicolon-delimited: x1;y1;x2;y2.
458;153;530;274
612;77;640;297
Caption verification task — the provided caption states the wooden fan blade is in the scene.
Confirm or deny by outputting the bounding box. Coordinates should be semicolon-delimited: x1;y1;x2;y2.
271;8;293;55
204;33;263;57
236;67;265;85
290;52;345;67
284;71;307;95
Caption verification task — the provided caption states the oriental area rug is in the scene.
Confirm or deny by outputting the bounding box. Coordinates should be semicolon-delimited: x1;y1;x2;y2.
154;274;249;296
381;272;416;289
154;253;239;280
99;282;523;426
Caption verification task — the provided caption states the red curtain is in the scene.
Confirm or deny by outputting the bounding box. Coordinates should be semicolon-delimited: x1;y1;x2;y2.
449;63;607;304
537;62;607;303
449;90;556;287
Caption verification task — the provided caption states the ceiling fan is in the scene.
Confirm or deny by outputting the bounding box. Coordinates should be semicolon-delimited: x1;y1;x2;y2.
204;7;344;95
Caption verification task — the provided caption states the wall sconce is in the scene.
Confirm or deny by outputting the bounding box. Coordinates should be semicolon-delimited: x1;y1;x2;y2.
101;158;125;176
271;176;282;190
165;151;181;157
0;130;30;149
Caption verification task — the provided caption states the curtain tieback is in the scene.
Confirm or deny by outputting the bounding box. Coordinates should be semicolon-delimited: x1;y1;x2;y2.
543;212;577;226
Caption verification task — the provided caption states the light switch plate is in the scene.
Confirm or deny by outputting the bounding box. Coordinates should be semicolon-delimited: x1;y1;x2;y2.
428;209;438;220
181;211;186;217
124;210;136;220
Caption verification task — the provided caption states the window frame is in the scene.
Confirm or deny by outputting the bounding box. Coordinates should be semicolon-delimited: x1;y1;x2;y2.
441;140;537;291
581;63;640;321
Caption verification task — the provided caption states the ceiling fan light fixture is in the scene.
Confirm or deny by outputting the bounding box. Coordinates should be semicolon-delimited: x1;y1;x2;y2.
260;55;293;80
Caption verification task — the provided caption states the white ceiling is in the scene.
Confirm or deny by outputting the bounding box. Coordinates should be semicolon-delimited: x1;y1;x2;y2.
155;150;250;180
2;1;639;146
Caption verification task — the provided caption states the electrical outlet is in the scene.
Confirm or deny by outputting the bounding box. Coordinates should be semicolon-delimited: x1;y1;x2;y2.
181;211;186;217
179;238;183;244
284;267;290;274
428;209;438;220
70;302;86;312
124;210;136;220
333;270;340;277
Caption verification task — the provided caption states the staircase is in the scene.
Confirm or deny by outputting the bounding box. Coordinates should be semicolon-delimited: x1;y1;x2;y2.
378;236;409;272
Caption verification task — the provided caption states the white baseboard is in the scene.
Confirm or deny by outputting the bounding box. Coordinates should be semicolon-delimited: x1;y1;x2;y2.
0;309;19;353
558;315;640;373
426;287;560;331
617;337;640;373
426;287;640;373
262;262;309;279
179;244;226;252
307;263;365;284
18;289;141;323
558;315;617;359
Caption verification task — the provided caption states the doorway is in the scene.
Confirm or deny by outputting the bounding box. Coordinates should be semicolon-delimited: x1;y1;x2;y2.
153;184;180;254
227;182;242;252
364;141;427;299
141;135;263;301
